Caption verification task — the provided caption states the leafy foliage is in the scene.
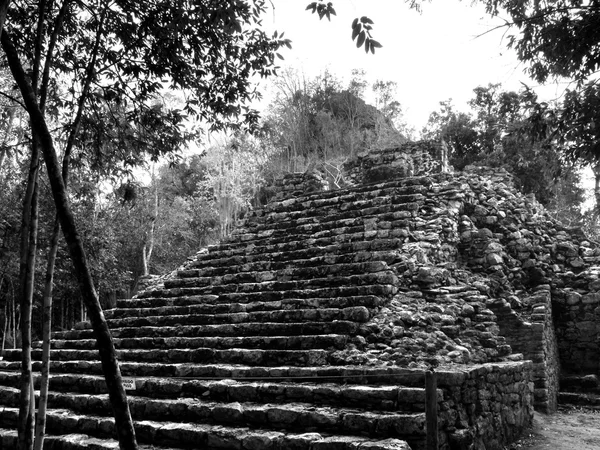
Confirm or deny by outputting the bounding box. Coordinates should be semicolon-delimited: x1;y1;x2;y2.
423;84;584;219
5;0;292;138
481;0;600;83
558;82;600;162
264;69;405;172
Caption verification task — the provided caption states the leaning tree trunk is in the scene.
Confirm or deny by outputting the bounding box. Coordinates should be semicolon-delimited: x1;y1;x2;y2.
2;31;138;450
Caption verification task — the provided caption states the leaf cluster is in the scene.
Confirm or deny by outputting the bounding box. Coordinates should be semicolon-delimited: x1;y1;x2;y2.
351;16;382;54
305;0;427;53
5;0;292;135
305;1;336;21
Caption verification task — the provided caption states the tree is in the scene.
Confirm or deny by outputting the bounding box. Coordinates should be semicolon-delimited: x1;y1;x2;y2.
480;0;600;85
1;1;291;449
372;79;414;141
264;68;406;173
422;99;480;169
422;84;584;220
540;82;600;224
201;133;278;236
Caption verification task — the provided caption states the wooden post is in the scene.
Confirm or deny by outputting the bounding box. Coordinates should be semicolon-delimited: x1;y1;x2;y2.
426;370;439;450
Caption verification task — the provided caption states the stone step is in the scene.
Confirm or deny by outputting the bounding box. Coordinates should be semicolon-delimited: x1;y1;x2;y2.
248;191;425;223
2;347;333;366
137;273;398;300
164;272;397;292
560;374;600;395
204;221;415;261
195;228;410;266
35;334;349;351
167;261;392;290
0;385;426;440
245;193;426;232
0;407;412;450
0;361;429;386
165;241;405;278
178;250;398;278
112;294;385;315
229;202;420;245
558;391;600;409
76;306;372;330
177;259;390;281
0;370;433;412
255;182;428;215
133;283;396;304
0;428;178;450
53;320;361;341
193;239;404;267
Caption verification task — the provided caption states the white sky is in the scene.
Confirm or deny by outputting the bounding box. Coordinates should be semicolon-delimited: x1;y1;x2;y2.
259;0;568;132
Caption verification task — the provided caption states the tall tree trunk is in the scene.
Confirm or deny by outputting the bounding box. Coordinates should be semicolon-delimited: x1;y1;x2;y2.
593;162;600;220
2;30;138;450
1;290;6;352
33;217;58;450
11;283;15;349
142;172;158;276
17;137;39;450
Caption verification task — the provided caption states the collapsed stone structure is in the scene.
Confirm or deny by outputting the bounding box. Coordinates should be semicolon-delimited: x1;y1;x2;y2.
0;141;597;449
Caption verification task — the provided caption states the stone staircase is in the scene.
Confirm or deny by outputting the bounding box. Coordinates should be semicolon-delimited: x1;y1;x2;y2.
0;162;534;449
558;374;600;410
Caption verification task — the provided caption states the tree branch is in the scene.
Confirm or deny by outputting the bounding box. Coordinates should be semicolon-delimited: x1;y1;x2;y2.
62;4;106;186
0;90;26;108
40;0;71;112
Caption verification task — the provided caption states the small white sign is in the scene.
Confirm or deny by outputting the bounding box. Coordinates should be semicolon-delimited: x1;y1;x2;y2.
122;378;136;391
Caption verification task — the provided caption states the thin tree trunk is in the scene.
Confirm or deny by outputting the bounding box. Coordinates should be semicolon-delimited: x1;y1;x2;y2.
60;295;64;330
2;30;138;450
33;217;58;450
142;174;158;276
2;295;6;352
11;282;15;349
593;162;600;221
17;137;39;450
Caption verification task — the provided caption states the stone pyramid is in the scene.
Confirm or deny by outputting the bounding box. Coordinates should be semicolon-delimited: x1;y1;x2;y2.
4;141;585;449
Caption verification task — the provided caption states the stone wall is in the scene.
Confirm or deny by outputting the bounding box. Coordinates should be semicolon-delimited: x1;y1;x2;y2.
487;287;559;413
271;170;330;201
553;267;600;376
343;141;447;185
270;141;449;203
435;361;533;450
345;361;534;450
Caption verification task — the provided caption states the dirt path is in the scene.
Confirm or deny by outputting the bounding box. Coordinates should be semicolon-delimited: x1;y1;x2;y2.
508;408;600;450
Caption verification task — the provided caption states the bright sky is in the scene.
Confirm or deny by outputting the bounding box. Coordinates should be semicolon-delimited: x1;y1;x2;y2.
259;0;567;132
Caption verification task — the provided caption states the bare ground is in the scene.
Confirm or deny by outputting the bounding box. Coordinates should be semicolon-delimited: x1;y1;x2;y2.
506;407;600;450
